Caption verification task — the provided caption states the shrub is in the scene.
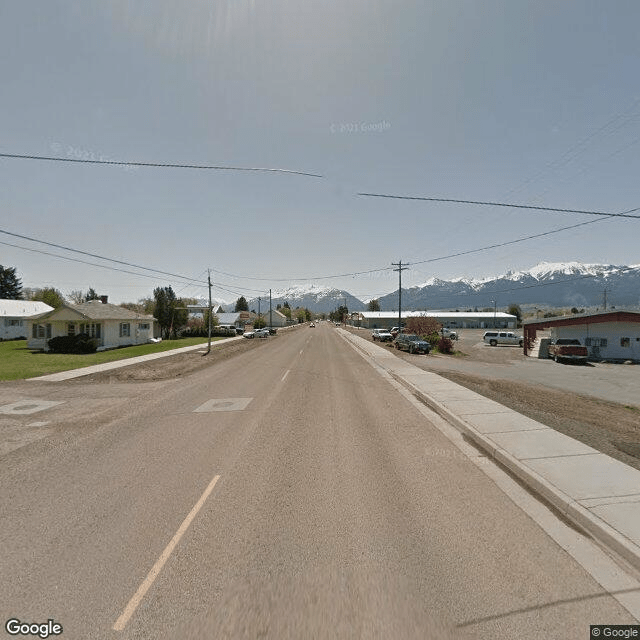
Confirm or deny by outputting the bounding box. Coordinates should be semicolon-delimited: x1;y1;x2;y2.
437;336;454;354
405;317;442;337
426;331;441;347
47;334;99;353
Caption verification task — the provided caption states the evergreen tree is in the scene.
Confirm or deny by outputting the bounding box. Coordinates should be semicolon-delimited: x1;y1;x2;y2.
153;286;179;339
368;298;380;312
0;266;23;299
235;296;249;312
86;288;100;301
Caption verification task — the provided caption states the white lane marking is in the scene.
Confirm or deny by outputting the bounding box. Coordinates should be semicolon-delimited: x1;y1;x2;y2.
26;421;50;427
193;398;253;413
0;400;64;415
344;335;640;622
299;349;304;355
281;370;290;382
113;474;221;631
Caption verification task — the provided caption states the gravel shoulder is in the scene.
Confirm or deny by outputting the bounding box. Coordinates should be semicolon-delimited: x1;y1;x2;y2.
63;335;272;383
345;326;640;471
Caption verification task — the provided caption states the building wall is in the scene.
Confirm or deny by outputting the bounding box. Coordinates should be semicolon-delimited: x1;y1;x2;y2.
553;321;640;361
102;321;153;349
359;314;516;330
27;319;154;350
2;318;27;340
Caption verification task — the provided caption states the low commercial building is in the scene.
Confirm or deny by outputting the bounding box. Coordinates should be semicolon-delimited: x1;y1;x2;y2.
523;310;640;361
353;311;517;330
1;299;54;340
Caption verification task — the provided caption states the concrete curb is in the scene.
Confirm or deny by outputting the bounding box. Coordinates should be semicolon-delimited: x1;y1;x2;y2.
340;329;640;573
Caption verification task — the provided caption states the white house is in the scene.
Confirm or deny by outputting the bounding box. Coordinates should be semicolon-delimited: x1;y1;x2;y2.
27;300;157;351
262;309;288;328
353;311;517;330
1;299;54;341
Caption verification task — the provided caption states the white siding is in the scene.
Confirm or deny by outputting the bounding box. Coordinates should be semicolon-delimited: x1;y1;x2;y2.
553;321;640;361
2;317;27;340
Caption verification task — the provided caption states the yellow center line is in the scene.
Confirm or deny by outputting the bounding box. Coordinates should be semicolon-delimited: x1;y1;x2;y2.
112;474;221;631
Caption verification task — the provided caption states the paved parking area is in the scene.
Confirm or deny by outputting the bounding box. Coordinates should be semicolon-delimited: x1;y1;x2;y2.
349;327;640;408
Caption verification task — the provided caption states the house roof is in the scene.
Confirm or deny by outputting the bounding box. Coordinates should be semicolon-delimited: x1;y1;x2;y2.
216;312;247;324
0;299;54;317
188;304;224;314
31;301;155;322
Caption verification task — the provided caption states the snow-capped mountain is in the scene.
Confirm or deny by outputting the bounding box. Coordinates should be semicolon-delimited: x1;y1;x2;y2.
376;262;640;310
248;284;365;313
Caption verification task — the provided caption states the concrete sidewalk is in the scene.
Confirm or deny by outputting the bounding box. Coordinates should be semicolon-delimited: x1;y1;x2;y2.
341;329;640;573
27;336;243;382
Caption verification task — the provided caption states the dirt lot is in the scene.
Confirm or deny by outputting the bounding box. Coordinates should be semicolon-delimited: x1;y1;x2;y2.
346;326;640;471
67;335;271;384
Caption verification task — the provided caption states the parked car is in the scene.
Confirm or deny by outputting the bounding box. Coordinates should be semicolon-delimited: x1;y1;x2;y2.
254;328;270;338
483;331;524;347
310;322;315;327
441;328;458;340
547;338;588;363
389;325;405;337
235;326;244;335
243;330;255;339
394;333;431;354
372;329;393;342
218;324;237;336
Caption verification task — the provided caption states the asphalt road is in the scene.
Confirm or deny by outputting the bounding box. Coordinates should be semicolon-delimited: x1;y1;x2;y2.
0;324;637;639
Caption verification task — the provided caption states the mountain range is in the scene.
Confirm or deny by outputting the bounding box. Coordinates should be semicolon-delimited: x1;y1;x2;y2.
236;262;640;313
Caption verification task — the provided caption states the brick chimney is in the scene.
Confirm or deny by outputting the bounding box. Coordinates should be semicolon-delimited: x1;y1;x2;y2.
100;295;108;304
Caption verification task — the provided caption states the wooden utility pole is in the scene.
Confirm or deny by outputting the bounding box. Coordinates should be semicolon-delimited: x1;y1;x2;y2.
206;269;212;354
392;260;408;334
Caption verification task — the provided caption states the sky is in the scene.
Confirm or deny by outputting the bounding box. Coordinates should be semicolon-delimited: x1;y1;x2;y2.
2;1;640;305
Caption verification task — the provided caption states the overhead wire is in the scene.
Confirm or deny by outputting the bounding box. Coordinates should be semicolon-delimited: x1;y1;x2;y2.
356;194;640;219
0;152;324;178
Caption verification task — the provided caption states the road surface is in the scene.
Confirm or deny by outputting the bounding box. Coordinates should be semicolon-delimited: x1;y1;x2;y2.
0;323;637;639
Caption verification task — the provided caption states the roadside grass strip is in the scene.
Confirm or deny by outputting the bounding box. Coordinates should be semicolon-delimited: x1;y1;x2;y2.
0;339;218;380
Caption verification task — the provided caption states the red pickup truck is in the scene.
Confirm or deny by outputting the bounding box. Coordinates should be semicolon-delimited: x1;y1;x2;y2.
548;339;588;363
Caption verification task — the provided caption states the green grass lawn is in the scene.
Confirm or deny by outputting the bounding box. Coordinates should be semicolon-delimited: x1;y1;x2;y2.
0;338;219;381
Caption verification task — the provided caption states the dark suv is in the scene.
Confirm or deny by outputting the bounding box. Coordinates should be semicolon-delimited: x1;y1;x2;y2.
394;333;431;354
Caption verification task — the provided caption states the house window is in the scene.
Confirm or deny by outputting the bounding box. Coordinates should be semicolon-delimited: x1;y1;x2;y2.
621;337;631;347
137;323;150;331
68;324;76;336
4;318;22;327
80;323;101;338
32;324;51;339
119;323;130;337
585;337;607;347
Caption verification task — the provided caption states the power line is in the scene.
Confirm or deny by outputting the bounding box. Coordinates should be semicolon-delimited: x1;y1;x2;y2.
0;152;324;178
0;228;207;284
0;240;206;288
356;193;640;219
409;218;606;266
